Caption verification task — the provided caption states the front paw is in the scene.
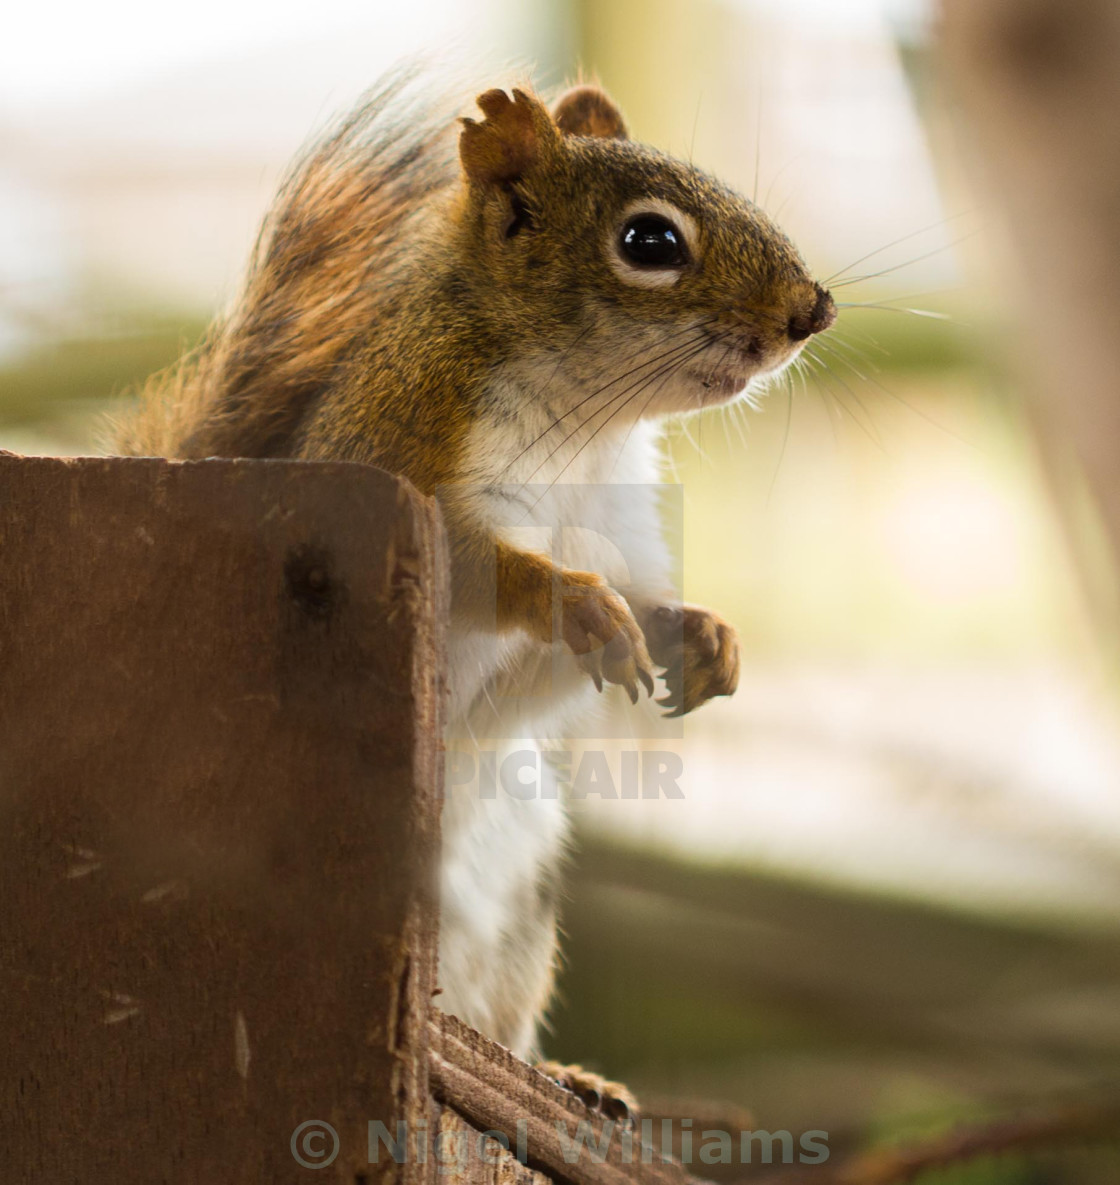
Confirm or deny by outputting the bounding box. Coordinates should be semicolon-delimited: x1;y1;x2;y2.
559;571;656;704
535;1060;638;1127
639;604;740;717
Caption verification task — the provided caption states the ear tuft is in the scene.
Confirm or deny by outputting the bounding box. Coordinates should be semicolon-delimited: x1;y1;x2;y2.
552;85;628;140
460;88;548;187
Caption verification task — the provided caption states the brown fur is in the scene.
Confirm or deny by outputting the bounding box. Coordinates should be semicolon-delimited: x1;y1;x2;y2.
461;88;544;186
113;72;832;712
110;68;838;1070
114;66;458;460
553;85;629;140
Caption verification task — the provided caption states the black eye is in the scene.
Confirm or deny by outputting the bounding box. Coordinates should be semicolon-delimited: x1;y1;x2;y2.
619;214;687;268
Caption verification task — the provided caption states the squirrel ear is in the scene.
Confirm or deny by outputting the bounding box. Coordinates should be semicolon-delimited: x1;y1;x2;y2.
552;85;628;140
460;88;556;187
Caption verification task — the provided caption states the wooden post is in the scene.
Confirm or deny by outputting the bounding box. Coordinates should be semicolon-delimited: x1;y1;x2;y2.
941;0;1120;560
0;455;447;1182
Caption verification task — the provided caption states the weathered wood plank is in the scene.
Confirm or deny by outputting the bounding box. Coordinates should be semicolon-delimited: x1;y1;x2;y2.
429;1012;695;1185
0;455;447;1183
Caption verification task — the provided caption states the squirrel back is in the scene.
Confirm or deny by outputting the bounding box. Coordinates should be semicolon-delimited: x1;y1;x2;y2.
114;66;459;460
116;69;833;481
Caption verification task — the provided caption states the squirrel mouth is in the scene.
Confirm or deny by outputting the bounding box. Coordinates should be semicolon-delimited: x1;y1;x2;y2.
688;337;806;403
689;365;753;401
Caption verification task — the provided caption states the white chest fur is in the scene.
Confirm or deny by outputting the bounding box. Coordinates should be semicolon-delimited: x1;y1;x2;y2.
433;384;674;1055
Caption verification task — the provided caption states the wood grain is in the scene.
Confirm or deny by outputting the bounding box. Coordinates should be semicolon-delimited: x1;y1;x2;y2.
429;1012;696;1185
0;455;448;1183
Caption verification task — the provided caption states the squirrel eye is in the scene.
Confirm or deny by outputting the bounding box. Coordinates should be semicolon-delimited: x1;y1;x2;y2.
619;214;687;268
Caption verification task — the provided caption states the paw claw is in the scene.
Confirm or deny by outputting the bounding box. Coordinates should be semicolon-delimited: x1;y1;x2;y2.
561;573;653;701
639;603;740;716
604;1095;633;1126
576;652;605;692
535;1061;639;1129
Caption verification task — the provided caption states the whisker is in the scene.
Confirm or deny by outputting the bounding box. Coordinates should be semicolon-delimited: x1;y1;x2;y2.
727;396;751;453
676;408;701;456
523;337;715;514
541;321;594;397
719;346;755;458
496;321;715;480
767;370;794;506
809;338;979;450
661;415;684;485
802;350;885;452
517;331;716;493
613;333;731;478
803;353;839;443
811;335;873;382
522;321;705;450
762;151;808;214
832;323;890;358
825;332;883;374
837;287;959;308
836;303;954;321
607;336;722;484
829;231;977;289
688;91;702;167
807;349;883;443
697;339;737;466
822;211;972;286
771;191;796;224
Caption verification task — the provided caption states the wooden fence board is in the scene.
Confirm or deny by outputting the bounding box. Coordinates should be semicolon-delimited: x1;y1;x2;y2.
0;454;447;1183
429;1012;690;1185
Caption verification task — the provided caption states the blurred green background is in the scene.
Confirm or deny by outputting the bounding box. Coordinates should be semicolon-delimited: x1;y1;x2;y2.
3;0;1119;1178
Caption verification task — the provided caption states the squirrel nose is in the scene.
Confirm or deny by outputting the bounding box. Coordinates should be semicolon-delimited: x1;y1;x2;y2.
787;285;836;341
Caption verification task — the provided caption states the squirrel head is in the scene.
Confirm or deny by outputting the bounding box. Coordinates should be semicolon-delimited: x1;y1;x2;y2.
454;84;835;419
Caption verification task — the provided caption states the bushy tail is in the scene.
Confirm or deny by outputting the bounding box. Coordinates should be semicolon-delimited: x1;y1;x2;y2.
112;65;459;459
